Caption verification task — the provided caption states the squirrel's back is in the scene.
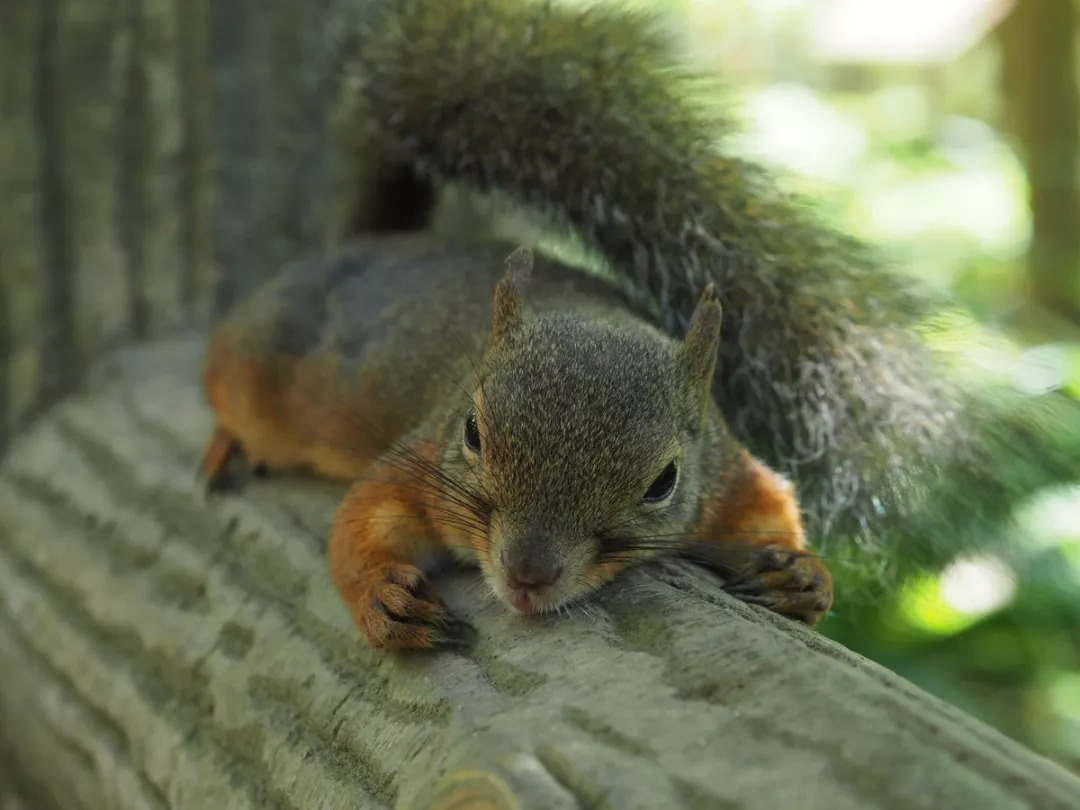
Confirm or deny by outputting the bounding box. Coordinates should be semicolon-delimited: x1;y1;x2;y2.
204;233;658;477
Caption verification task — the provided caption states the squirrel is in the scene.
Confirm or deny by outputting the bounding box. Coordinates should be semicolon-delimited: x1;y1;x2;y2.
199;0;1078;648
202;239;830;649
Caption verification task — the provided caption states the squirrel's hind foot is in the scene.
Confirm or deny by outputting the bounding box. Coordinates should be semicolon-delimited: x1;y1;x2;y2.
723;549;833;626
199;425;256;495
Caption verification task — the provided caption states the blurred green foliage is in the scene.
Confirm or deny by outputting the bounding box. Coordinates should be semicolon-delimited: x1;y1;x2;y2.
669;0;1080;776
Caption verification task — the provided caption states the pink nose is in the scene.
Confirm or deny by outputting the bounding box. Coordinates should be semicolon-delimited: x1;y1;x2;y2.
505;562;562;590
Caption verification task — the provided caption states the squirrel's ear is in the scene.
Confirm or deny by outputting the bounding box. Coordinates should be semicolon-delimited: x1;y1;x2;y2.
679;283;722;393
488;247;534;349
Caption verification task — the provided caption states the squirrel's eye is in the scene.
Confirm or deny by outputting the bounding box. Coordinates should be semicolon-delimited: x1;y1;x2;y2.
463;410;482;454
641;461;678;503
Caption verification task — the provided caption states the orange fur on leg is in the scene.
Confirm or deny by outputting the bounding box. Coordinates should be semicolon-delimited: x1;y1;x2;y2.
693;453;833;624
329;445;455;650
710;455;807;551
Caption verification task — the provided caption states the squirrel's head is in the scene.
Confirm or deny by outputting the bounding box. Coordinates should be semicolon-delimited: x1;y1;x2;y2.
438;248;726;615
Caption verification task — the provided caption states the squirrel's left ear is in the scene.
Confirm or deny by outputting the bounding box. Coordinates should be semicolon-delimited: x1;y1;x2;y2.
679;283;722;394
488;247;534;350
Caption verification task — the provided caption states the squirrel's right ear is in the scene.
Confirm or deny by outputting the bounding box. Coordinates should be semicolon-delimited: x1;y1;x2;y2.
488;247;534;350
679;283;723;394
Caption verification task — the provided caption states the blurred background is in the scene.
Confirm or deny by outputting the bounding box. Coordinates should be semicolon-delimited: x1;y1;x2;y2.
670;0;1080;775
2;0;1079;779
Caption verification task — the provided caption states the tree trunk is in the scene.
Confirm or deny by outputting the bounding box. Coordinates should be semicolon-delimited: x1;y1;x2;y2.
998;0;1080;325
0;0;346;437
1;340;1079;809
0;279;9;457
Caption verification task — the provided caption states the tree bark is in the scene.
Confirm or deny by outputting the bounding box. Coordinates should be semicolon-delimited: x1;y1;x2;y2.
0;279;9;457
0;0;346;436
1;340;1079;810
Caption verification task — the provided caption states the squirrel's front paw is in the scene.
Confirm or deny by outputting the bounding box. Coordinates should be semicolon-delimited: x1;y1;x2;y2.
349;562;457;651
723;549;833;625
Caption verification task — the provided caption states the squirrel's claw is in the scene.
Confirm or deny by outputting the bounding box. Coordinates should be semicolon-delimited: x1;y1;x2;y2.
723;549;833;626
429;612;478;652
202;467;242;496
199;425;246;495
197;426;271;495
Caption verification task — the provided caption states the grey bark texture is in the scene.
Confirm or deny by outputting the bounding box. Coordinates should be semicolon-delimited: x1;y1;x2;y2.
0;0;347;442
3;340;1080;810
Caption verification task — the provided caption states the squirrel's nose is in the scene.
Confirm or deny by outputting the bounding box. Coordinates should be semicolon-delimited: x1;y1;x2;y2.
504;558;563;590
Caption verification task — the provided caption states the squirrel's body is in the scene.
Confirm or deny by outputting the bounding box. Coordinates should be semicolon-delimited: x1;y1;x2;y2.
204;237;827;648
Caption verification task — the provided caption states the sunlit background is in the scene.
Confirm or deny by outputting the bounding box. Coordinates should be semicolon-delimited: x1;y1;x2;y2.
652;0;1080;775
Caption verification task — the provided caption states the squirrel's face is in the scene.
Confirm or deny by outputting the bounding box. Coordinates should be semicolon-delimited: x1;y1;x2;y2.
455;322;714;614
436;249;725;616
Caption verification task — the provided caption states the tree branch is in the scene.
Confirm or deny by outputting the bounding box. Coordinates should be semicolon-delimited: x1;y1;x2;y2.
1;340;1078;809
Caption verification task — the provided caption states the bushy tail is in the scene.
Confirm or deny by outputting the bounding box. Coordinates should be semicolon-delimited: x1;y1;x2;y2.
339;0;1080;578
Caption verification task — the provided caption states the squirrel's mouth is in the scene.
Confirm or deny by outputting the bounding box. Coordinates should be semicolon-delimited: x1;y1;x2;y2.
483;545;570;615
507;588;541;614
